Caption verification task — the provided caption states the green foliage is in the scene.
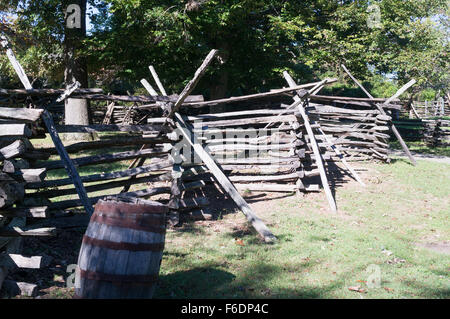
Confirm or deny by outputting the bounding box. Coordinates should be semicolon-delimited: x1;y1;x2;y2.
417;88;439;101
0;0;448;97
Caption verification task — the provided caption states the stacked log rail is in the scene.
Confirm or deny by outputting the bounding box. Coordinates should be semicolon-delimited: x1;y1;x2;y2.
0;90;204;125
154;94;399;199
278;93;399;162
423;119;450;147
20;119;210;224
164;102;319;195
0;106;55;297
410;99;450;118
165;94;397;209
22;124;175;213
0;105;191;296
307;103;392;162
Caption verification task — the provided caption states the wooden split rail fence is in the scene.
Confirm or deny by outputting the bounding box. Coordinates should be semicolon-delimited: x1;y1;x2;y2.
0;44;421;296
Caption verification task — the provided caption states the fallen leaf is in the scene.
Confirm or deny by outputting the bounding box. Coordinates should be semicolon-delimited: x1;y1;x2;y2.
384;287;394;292
235;239;245;246
53;275;65;283
386;257;406;265
348;286;366;293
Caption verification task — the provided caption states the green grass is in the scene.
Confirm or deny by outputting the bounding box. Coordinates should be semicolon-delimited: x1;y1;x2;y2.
390;140;450;157
28;134;450;299
155;160;450;299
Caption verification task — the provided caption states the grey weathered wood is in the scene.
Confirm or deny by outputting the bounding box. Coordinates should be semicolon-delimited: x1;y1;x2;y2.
0;124;32;138
263;99;305;129
45;187;171;210
184;172;301;183
3;44;94;215
75;198;167;298
28;173;171;199
41;107;94;215
203;156;299;165
19;168;47;182
410;103;421;119
0;88;102;96
174;113;277;242
0;253;51;269
264;78;334;129
184;163;299;174
0;140;26;160
311;104;381;115
0;206;48;218
1;280;38;297
234;183;297;192
0;226;56;237
0;181;25;208
75;93;203;103
43;136;170;155
54;124;170;134
144;66;273;240
206;142;299;152
27;158;173;189
189;114;298;128
149;65;168;96
284;72;337;212
140;79;159;96
184;80;336;108
169;49;218;117
0;168;47;183
318;129;366;186
124;67;170;194
311;93;398;103
341;64;416;165
1;35;33;89
185;108;296;121
39;146;170;170
102;102;115;124
2;159;30;173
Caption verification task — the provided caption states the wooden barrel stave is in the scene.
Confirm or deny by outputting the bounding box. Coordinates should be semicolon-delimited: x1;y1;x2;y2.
75;198;167;299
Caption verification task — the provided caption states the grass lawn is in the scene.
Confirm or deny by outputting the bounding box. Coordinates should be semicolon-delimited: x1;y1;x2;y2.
390;140;450;157
19;135;449;299
156;159;449;299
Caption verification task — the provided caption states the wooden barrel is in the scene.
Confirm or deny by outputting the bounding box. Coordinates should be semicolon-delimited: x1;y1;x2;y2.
75;197;167;299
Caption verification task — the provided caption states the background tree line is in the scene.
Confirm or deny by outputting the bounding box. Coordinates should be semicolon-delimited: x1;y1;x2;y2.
0;0;449;100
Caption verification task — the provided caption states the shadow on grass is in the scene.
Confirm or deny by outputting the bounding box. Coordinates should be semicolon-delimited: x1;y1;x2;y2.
388;157;413;165
401;279;450;298
154;259;350;298
390;140;450;157
155;267;236;298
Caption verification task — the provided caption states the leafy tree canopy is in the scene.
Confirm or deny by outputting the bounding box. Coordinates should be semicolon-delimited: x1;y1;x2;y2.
0;0;448;98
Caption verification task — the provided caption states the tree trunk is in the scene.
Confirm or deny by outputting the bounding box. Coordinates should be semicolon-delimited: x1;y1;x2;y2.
209;43;229;113
63;0;94;141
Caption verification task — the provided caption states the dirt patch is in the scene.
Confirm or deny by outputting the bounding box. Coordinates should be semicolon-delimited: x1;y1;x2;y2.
415;241;450;255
